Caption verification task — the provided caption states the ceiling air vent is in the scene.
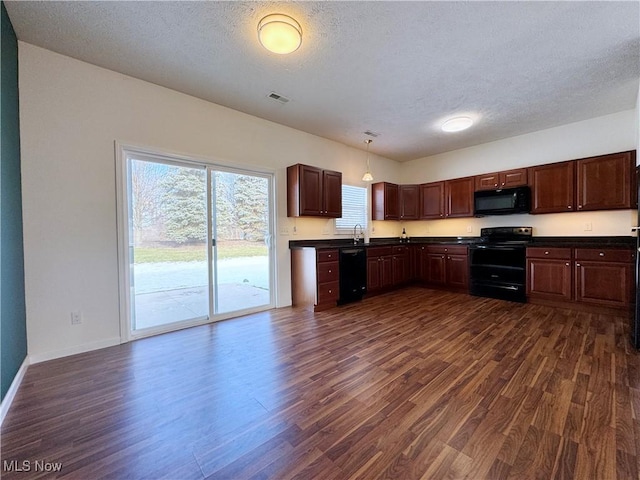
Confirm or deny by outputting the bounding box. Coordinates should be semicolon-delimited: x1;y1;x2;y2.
267;92;290;104
364;130;380;138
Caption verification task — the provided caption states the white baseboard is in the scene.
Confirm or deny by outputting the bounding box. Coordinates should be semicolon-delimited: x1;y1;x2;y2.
0;357;30;426
29;337;122;364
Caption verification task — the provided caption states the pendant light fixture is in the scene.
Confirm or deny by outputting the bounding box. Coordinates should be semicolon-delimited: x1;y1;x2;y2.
362;139;374;182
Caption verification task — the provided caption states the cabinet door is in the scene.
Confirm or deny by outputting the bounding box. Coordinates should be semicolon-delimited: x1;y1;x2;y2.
526;258;572;301
575;261;633;308
427;254;446;285
529;161;575;214
323;170;343;217
372;182;399;220
299;165;323;216
400;185;419;220
420;182;445;219
500;168;528;188
381;256;394;288
446;254;468;289
445;177;474;218
392;251;410;285
475;173;500;191
417;246;429;281
576;152;633;211
367;257;381;292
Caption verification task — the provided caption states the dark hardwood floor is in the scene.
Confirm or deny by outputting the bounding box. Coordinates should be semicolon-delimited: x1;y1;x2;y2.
2;287;639;479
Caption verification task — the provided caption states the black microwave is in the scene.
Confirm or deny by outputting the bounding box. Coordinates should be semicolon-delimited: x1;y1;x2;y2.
474;186;531;216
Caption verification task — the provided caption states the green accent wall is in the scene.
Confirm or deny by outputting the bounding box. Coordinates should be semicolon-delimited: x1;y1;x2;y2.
1;1;27;401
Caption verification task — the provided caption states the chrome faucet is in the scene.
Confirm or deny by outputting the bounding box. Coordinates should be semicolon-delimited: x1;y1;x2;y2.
353;224;364;244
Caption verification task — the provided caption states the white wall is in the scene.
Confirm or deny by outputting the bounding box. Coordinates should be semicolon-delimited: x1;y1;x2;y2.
400;110;637;238
18;43;400;361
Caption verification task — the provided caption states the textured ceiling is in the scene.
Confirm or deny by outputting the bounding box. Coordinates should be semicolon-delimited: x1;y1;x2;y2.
5;1;640;161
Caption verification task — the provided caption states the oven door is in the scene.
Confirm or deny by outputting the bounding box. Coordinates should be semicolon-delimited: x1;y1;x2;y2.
469;245;526;302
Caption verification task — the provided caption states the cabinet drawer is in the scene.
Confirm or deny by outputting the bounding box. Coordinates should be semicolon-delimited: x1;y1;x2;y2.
317;249;339;263
317;281;339;304
574;248;634;263
526;247;572;260
428;245;467;255
367;246;393;257
392;246;409;254
317;261;339;283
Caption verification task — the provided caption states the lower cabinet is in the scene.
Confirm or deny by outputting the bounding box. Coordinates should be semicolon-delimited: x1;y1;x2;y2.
392;246;410;286
526;247;573;301
291;248;339;311
424;245;468;290
367;247;393;294
527;246;634;311
574;248;634;308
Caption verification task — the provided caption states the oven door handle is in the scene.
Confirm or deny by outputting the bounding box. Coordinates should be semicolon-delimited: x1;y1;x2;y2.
471;245;522;251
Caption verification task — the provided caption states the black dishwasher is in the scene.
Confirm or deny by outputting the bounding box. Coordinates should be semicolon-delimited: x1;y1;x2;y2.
338;248;367;305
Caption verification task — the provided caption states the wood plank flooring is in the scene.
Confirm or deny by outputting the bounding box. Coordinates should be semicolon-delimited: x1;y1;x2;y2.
2;287;640;479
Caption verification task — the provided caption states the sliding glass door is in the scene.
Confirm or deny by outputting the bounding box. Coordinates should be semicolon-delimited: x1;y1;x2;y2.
119;147;274;338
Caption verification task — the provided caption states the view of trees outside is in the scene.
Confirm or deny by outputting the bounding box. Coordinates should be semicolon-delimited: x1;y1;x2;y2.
128;158;270;329
130;161;269;249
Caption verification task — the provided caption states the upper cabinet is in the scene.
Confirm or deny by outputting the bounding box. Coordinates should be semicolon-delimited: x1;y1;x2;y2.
399;185;419;220
445;177;475;218
419;182;445;219
529;151;636;214
372;182;399;220
287;164;342;217
475;168;527;191
576;151;636;211
529;161;575;214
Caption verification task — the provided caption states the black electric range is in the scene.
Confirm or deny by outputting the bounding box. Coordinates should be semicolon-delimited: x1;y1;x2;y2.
469;226;532;302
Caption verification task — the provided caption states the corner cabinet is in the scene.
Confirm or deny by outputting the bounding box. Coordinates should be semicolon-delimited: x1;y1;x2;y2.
287;164;342;217
372;182;399;220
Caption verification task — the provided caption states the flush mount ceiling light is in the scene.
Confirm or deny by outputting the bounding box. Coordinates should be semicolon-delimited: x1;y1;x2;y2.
258;14;302;54
441;116;474;133
362;139;374;182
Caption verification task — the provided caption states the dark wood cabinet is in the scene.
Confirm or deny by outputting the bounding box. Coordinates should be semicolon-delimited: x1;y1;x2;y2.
526;246;634;311
475;168;527;191
392;246;410;285
371;182;399;220
445;177;474;218
576;151;635;212
419;182;445;219
287;164;342;217
399;185;419;220
446;254;469;289
422;245;468;290
367;246;393;293
574;248;634;308
291;248;339;311
529;161;575;214
526;247;573;301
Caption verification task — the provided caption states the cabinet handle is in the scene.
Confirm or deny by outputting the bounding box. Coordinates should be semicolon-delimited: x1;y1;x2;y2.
578;205;582;209
494;183;498;187
501;182;505;186
599;252;605;257
328;289;332;293
328;269;332;273
328;254;332;258
565;262;570;266
447;256;451;260
444;248;448;252
442;255;445;259
567;206;572;209
440;214;444;217
576;263;581;267
544;251;549;255
421;247;425;250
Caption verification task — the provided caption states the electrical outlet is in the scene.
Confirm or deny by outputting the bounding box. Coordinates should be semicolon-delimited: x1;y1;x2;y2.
371;225;375;233
280;225;289;235
584;222;593;231
466;225;473;233
71;311;82;325
292;225;297;235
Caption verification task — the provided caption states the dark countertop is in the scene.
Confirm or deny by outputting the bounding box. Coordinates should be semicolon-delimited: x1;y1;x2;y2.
289;236;636;250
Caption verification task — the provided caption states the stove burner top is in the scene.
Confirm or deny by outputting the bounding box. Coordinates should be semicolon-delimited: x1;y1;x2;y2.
477;226;532;245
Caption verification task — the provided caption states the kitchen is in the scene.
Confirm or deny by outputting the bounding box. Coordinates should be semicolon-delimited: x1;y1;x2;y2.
2;1;640;478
